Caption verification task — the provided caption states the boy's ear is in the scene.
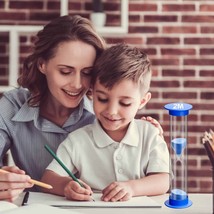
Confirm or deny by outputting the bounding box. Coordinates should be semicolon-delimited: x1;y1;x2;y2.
139;92;151;110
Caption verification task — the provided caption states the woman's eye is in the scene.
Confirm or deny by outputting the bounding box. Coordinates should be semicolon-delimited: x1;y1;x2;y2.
82;69;92;76
98;97;108;103
60;69;71;75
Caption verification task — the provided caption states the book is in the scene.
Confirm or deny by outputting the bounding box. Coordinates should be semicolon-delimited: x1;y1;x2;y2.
27;192;161;208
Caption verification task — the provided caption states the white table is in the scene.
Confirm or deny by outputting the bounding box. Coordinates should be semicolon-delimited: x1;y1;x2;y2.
27;193;212;214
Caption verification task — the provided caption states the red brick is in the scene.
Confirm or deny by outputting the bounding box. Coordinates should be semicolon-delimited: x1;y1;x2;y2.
162;69;195;76
163;4;195;11
201;26;214;33
128;15;141;23
151;58;179;66
200;48;214;55
0;12;26;21
147;37;180;45
201;114;214;122
161;48;195;55
199;70;214;76
163;26;197;34
200;4;214;12
185;37;214;44
184;80;214;87
182;15;214;22
10;1;44;9
145;15;177;22
201;92;214;99
162;92;197;99
29;12;59;21
184;59;214;66
151;80;180;87
129;3;157;12
129;26;158;34
106;14;121;27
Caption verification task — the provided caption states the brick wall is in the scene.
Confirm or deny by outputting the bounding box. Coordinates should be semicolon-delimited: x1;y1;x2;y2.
0;0;213;193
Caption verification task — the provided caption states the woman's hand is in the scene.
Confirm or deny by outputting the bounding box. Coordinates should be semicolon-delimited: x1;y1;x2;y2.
101;181;133;202
64;180;93;201
0;166;33;202
141;116;164;138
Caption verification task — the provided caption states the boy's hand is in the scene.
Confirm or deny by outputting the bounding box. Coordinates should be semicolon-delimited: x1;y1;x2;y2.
101;181;133;202
64;180;93;201
141;116;164;138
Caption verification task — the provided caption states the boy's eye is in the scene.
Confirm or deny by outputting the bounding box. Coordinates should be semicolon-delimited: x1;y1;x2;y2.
120;102;131;107
98;97;108;103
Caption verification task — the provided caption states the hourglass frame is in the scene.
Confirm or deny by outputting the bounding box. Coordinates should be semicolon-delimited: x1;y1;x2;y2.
164;102;192;209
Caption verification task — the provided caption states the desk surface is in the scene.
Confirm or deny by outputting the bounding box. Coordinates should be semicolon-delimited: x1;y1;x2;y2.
27;193;212;214
72;194;212;214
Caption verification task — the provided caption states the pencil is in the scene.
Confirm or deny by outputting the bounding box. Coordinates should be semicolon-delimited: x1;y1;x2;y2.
44;144;95;201
0;168;53;189
202;139;214;166
44;144;84;187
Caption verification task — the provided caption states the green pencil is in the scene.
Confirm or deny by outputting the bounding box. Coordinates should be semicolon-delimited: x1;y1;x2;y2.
44;144;95;201
44;144;84;187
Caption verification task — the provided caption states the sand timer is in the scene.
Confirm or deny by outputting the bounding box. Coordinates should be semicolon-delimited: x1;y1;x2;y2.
164;102;192;209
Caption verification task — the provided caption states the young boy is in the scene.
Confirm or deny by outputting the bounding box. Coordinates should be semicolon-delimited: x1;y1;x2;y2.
41;43;170;202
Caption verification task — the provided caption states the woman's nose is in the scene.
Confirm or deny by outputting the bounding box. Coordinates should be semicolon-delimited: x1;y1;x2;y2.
72;73;82;89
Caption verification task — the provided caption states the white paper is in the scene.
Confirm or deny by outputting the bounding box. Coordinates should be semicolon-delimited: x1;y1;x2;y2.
0;201;18;212
27;192;161;208
1;203;80;214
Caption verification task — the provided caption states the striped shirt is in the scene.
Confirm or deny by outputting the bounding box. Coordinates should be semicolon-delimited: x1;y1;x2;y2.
0;88;95;191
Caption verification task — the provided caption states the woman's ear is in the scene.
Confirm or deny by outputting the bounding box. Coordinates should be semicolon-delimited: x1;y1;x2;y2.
139;92;151;110
37;58;46;74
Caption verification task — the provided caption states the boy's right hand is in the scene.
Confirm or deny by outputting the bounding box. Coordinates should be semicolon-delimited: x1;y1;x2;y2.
64;180;93;201
0;166;33;202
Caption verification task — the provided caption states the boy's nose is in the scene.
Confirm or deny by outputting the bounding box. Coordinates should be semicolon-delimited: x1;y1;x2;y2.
106;102;118;116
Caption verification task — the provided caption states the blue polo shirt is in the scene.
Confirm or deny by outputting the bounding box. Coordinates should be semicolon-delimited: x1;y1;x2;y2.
0;88;95;191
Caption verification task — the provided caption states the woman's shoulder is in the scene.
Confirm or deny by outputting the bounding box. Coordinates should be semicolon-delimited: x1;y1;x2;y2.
0;87;30;114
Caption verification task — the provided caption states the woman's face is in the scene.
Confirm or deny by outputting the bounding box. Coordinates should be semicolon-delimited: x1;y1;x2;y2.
39;40;96;109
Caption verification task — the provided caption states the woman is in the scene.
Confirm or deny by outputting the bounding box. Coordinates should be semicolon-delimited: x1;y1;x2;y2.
0;15;163;202
0;15;106;201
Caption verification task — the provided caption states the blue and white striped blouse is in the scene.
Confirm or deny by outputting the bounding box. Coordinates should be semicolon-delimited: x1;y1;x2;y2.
0;88;95;191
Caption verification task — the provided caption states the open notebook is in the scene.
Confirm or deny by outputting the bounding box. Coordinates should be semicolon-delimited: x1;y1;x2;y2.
27;192;161;208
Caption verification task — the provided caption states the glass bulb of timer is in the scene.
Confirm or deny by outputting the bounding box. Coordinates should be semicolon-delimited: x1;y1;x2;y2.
164;102;192;209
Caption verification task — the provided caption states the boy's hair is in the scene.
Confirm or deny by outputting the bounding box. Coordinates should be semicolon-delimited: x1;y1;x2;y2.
92;43;152;95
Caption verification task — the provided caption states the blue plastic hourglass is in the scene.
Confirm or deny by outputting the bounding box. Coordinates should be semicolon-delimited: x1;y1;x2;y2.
164;102;193;209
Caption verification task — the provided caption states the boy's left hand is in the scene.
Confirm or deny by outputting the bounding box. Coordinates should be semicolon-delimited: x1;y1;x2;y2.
101;181;133;202
141;116;164;139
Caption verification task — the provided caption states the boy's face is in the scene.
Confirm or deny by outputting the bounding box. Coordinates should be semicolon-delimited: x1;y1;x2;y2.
93;79;151;139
